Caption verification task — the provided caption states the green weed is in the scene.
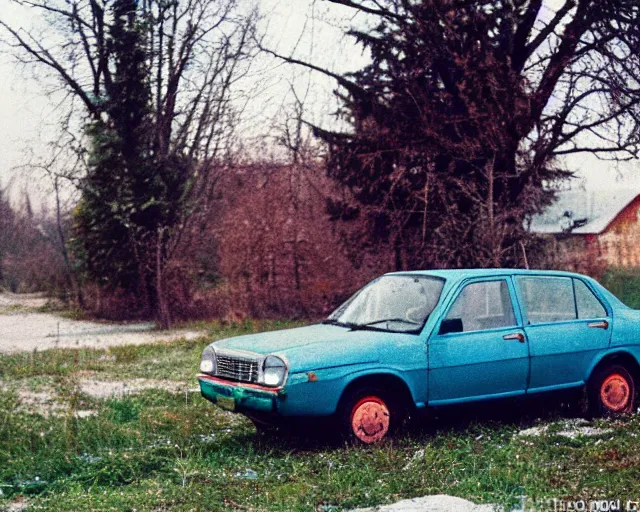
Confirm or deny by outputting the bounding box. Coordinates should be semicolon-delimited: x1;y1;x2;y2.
1;319;639;510
0;320;307;384
2;390;640;511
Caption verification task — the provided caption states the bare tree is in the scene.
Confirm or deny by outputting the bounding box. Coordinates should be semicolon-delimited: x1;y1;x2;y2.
0;187;15;285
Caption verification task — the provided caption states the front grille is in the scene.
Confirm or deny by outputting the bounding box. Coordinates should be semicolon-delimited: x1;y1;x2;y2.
216;354;259;383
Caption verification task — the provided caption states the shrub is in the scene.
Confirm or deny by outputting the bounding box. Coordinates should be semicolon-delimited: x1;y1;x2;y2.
600;267;640;308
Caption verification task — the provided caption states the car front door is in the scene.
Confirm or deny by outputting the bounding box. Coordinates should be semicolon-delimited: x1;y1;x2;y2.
514;275;612;392
428;277;530;405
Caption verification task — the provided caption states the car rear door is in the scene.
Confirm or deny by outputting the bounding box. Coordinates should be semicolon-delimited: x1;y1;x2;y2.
428;277;530;404
514;275;612;393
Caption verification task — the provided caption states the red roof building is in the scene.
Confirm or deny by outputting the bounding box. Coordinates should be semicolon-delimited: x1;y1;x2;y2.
529;188;640;272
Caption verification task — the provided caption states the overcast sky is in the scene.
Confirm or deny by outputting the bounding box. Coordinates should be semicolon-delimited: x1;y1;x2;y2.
0;0;638;210
0;0;363;208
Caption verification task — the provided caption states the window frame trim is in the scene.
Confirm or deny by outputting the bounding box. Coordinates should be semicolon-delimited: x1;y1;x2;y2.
435;276;522;336
572;277;609;320
515;275;576;326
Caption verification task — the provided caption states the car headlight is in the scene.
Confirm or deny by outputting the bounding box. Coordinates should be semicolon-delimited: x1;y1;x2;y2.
261;355;287;387
200;345;216;374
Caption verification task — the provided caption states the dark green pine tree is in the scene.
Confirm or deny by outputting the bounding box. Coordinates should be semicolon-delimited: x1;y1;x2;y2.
74;0;188;323
313;1;582;271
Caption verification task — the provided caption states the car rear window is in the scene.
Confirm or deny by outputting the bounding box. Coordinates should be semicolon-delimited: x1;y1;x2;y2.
574;279;607;319
516;276;576;324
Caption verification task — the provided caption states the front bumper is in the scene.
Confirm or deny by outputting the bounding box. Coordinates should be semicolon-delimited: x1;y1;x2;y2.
198;374;284;413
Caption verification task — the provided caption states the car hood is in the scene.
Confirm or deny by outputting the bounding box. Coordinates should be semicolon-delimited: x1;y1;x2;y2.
209;323;419;372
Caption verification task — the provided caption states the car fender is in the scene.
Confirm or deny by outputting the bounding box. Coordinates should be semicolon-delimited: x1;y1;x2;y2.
279;364;423;416
584;347;640;383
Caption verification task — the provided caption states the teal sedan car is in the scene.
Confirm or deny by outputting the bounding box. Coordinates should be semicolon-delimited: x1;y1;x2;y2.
198;269;639;444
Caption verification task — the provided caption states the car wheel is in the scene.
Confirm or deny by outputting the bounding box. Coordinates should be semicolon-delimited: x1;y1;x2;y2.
250;418;277;435
588;364;637;417
247;414;281;435
340;387;400;444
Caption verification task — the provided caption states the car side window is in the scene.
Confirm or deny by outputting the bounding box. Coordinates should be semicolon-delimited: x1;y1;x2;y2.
444;280;516;333
574;279;607;319
516;276;576;324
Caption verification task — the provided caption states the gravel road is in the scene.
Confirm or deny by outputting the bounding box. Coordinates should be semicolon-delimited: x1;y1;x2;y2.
0;293;204;354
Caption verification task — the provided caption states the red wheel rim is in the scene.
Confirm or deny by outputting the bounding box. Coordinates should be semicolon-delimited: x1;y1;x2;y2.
350;396;390;444
600;373;632;412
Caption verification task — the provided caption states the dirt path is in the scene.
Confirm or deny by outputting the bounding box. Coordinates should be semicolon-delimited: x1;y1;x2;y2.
0;291;49;309
0;293;204;354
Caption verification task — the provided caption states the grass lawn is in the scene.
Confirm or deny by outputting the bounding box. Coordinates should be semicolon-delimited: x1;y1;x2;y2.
1;320;640;511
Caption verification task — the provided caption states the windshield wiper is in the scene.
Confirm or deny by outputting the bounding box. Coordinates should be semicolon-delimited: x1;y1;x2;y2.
321;319;385;331
360;318;420;327
322;318;420;332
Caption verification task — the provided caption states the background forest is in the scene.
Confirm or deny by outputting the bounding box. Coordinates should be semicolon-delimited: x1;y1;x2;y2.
1;0;640;326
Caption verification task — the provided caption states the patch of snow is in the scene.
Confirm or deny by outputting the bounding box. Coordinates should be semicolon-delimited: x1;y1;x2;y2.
516;419;614;439
555;426;614;439
234;469;258;480
78;378;186;399
403;449;425;470
516;425;547;437
5;378;187;417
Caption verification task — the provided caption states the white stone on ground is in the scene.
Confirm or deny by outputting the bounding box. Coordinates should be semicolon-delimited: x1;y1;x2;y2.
350;495;498;512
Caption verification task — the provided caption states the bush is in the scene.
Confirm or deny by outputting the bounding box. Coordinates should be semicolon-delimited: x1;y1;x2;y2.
600;267;640;308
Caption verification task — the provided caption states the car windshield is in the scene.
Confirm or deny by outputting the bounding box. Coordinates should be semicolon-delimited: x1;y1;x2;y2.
327;275;445;332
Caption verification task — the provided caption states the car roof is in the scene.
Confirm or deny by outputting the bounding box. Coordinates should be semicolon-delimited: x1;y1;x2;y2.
386;268;587;280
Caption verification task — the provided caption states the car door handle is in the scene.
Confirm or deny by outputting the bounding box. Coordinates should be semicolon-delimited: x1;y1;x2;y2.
503;333;525;343
588;320;609;329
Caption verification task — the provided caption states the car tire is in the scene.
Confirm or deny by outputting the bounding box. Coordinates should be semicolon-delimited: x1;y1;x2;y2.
588;364;637;417
250;418;277;435
247;413;282;436
339;387;403;444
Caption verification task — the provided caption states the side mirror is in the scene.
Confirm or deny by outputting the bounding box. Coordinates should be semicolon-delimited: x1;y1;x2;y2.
439;318;463;335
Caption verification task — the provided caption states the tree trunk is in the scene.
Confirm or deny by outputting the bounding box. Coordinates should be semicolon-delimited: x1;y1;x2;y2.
155;227;171;330
394;236;403;271
487;155;501;268
54;177;84;307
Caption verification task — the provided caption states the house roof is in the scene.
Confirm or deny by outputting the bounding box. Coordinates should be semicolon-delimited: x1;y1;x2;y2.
529;188;640;235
